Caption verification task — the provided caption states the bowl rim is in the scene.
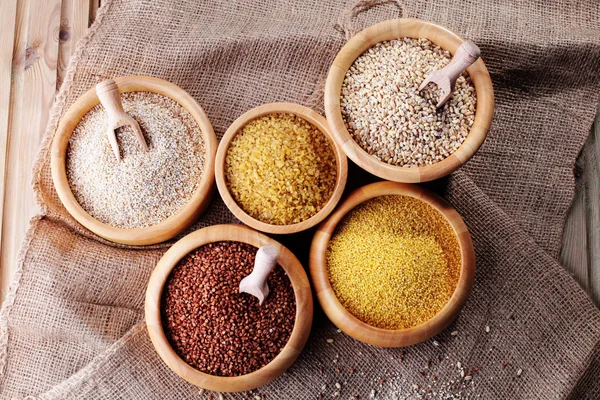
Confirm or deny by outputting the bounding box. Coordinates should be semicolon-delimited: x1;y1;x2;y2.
215;102;348;234
145;224;313;392
324;18;494;183
50;75;217;245
309;181;476;347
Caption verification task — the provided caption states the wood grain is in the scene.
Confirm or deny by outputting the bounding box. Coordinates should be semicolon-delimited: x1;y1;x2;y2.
560;184;589;292
57;0;91;88
51;76;217;245
1;0;62;300
585;104;600;305
560;105;600;306
324;18;494;183
0;0;19;301
309;181;476;347
89;0;100;25
145;224;313;392
215;102;348;234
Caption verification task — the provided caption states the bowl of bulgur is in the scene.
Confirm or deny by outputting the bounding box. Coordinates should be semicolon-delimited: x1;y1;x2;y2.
324;18;494;182
145;224;313;392
309;181;476;347
215;102;348;234
51;76;217;245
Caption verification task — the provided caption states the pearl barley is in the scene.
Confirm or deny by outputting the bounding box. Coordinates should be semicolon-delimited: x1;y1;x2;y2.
340;37;476;167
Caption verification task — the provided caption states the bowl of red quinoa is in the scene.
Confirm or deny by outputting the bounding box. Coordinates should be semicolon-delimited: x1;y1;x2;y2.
215;102;348;234
145;224;313;392
51;75;217;245
309;181;475;347
324;19;494;183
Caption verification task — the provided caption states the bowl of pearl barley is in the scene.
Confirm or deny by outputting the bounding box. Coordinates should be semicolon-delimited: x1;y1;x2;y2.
324;18;494;182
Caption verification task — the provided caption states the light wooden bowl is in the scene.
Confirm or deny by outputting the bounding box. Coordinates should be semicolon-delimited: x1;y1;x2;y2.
309;181;475;347
145;224;313;392
325;18;494;182
51;76;217;245
215;102;348;234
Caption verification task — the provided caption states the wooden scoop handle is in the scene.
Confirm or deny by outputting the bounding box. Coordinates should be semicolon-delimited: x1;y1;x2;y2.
444;40;480;84
239;246;278;305
96;79;130;127
251;246;278;290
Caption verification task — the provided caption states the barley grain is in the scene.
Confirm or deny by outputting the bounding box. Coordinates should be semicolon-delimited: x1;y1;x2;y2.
341;38;476;167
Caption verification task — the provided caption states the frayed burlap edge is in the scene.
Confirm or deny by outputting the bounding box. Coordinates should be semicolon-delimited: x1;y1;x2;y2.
0;0;115;379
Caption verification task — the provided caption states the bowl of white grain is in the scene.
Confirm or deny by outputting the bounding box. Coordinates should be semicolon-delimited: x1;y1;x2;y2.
324;18;494;183
51;76;217;245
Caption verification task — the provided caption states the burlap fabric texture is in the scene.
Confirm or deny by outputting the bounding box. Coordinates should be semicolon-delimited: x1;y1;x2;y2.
1;0;599;398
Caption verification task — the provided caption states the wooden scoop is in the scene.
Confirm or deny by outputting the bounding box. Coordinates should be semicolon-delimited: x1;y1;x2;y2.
418;40;481;108
239;246;278;306
96;79;148;160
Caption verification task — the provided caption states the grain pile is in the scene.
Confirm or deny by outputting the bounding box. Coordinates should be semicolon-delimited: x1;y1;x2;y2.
326;195;461;330
161;241;296;377
340;38;476;167
66;92;205;229
225;113;337;225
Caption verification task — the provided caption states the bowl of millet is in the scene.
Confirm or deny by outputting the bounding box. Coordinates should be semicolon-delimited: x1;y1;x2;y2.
215;102;348;234
145;224;313;392
309;181;475;347
51;76;217;245
324;18;494;183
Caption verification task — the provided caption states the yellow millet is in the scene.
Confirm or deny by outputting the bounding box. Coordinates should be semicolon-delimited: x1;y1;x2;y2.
326;195;461;330
225;113;337;225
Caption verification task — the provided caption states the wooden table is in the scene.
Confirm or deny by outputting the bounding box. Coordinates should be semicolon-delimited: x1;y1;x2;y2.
0;0;99;300
0;0;598;305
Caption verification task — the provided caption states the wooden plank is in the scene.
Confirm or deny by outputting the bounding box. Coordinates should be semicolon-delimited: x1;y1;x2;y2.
57;0;92;89
586;103;600;306
0;0;62;300
0;0;32;300
560;179;589;292
0;0;19;300
90;0;100;26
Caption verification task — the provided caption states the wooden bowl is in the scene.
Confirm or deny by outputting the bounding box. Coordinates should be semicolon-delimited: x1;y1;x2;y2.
51;76;217;245
309;181;475;347
145;224;313;392
215;102;348;234
324;18;494;182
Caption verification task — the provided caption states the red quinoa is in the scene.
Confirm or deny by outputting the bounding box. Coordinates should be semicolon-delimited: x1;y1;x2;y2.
161;241;296;376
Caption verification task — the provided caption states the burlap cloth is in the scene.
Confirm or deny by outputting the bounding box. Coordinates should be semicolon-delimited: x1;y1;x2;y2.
1;0;599;398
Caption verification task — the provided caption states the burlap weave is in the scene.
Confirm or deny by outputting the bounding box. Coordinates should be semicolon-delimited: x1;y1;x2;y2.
1;0;600;398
